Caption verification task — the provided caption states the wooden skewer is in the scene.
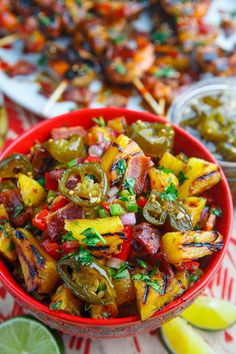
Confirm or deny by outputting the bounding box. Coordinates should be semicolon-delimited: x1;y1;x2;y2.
0;104;8;151
42;79;68;116
0;34;19;48
133;77;164;116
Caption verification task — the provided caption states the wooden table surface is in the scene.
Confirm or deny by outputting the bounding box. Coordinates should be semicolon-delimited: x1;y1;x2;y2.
0;98;235;354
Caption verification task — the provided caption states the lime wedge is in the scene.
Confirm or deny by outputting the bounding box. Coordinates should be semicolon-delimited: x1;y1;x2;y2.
181;296;236;331
0;317;64;354
160;317;215;354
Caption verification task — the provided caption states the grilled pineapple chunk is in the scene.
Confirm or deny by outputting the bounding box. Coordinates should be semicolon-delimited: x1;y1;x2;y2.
149;167;179;192
91;302;118;319
113;272;136;306
12;228;59;294
134;272;186;321
0;204;16;262
162;231;223;266
182;197;206;227
101;134;142;184
178;158;221;199
65;217;124;255
50;284;82;315
18;173;47;206
159;152;185;175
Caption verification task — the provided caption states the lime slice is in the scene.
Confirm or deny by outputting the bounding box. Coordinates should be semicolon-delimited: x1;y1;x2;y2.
181;296;236;331
0;317;64;354
160;317;215;354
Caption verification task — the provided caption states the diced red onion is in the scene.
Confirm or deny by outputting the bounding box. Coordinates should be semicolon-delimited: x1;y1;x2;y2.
120;213;136;225
106;257;123;269
77;158;84;164
107;186;119;198
199;207;209;223
88;145;103;157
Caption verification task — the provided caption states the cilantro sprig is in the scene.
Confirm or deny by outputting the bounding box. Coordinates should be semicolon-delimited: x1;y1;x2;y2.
211;208;222;217
81;227;107;246
123;177;135;195
109;263;130;280
116;159;127;179
62;231;77;243
92;116;106;127
178;170;188;185
160;183;178;202
132;273;162;293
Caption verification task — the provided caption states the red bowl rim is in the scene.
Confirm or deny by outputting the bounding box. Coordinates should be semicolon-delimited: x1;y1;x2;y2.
0;107;233;327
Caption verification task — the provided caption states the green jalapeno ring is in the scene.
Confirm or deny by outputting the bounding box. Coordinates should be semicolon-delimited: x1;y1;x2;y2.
0;153;33;178
143;189;192;231
56;256;116;305
59;163;108;207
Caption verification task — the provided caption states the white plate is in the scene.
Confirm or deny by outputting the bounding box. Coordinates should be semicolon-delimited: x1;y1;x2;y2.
0;0;235;119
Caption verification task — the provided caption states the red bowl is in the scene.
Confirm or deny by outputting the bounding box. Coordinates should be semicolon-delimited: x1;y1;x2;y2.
0;108;233;339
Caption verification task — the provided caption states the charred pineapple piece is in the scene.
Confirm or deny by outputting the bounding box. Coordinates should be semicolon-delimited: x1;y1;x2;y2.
12;228;59;293
178;158;221;199
101;134;142;184
0;204;16;262
50;284;82;315
113;272;136;306
149;167;179;192
182;197;206;227
18;174;47;207
162;230;223;266
107;117;127;134
159;152;185;175
133;272;186;321
90;302;118;319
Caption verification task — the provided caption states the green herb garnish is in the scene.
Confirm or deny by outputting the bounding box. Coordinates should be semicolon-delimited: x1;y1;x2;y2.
123;177;135;195
13;205;25;219
111;263;129;280
132;273;162;293
81;227;107;246
211;208;222;217
158;165;173;174
114;63;126;75
62;231;77;243
160;183;178;202
77;246;93;266
154;66;177;78
50;300;62;310
92;116;106;127
136;259;147;269
178;170;188;185
37;178;46;187
116;159;127;178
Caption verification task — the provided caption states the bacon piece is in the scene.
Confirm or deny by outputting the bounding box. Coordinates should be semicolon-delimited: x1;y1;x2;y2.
134;222;161;255
125;155;153;194
63;86;93;105
150;252;174;277
0;189;31;226
51;126;87;140
30;145;54;179
6;60;36;77
47;203;83;241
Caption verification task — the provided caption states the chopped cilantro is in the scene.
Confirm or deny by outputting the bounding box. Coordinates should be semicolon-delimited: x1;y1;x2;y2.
37;178;46;188
136;259;147;269
50;300;62;310
151;31;169;44
116;159;127;179
76;246;93;266
114;63;126;75
123;177;135;195
62;231;76;242
160;183;178;202
39;15;51;27
158;165;173;174
132;273;162;293
13;205;25;219
110;263;129;280
38;55;47;66
92;116;106;127
188;272;201;284
178;171;188;185
193;223;200;231
81;227;107;246
154;66;177;78
211;208;222;217
101;312;111;319
111;34;126;45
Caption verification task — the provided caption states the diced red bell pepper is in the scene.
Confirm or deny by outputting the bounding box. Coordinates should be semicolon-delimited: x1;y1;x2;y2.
32;209;49;231
137;196;147;208
41;239;61;260
101;203;110;212
178;261;200;273
50;195;69;212
61;240;80;255
84;156;101;163
116;225;133;261
45;172;58;191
